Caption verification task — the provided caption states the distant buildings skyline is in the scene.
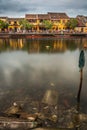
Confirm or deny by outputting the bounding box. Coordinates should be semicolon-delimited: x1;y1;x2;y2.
0;12;87;33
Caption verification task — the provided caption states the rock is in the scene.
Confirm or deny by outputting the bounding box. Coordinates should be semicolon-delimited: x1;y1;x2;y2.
32;108;38;111
27;114;37;121
50;114;58;122
43;119;53;127
55;106;58;110
35;113;45;120
43;106;49;110
73;113;87;127
0;116;40;129
0;120;38;129
67;122;74;128
79;114;87;122
4;107;22;117
20;113;38;121
4;102;22;115
50;83;55;87
42;89;58;106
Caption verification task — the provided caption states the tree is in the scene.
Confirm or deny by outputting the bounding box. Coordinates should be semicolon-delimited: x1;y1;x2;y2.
42;20;53;30
19;19;33;30
65;18;78;29
0;20;9;31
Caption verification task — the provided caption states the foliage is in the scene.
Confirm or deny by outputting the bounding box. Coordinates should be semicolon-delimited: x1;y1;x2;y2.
19;19;33;30
65;18;78;29
0;20;9;30
42;20;53;30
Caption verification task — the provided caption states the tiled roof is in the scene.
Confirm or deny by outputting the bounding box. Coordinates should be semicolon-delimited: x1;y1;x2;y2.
25;14;38;19
0;16;8;19
48;12;69;19
76;15;87;27
76;18;85;27
38;14;50;20
25;12;69;20
76;15;87;25
8;18;24;21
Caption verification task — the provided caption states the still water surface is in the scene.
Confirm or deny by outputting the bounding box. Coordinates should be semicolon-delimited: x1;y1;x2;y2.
0;38;87;128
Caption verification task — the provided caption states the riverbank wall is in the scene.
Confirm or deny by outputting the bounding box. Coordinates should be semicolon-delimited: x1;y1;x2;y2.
0;33;87;39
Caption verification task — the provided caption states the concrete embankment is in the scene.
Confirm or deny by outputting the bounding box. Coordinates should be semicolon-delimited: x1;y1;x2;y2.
0;33;87;39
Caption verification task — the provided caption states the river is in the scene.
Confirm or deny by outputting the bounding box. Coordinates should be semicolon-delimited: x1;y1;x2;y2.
0;38;87;129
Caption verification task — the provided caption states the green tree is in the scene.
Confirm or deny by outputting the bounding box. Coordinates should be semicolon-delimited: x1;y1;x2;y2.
0;20;9;30
65;18;78;29
42;20;53;30
19;19;33;30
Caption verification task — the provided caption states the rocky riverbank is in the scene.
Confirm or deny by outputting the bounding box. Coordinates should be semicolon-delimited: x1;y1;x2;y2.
0;85;87;129
0;100;87;129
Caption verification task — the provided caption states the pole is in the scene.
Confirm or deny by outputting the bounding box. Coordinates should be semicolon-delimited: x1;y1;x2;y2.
77;50;85;112
77;69;83;112
75;50;85;129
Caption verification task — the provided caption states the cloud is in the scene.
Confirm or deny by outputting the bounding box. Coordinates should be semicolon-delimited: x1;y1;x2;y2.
0;0;87;17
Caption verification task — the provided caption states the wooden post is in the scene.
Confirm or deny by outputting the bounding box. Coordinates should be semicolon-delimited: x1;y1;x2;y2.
77;69;83;112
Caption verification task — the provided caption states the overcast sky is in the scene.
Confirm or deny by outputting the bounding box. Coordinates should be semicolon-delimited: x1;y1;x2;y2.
0;0;87;18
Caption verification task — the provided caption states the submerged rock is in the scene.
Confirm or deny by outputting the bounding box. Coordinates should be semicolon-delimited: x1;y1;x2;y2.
4;102;22;117
79;113;87;122
2;99;87;129
42;89;58;106
50;114;58;122
20;113;38;121
0;118;38;129
73;113;87;127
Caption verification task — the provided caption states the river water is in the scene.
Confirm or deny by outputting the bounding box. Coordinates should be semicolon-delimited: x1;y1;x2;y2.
0;38;87;129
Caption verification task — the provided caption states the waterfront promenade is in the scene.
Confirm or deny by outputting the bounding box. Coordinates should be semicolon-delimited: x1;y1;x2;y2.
0;31;87;39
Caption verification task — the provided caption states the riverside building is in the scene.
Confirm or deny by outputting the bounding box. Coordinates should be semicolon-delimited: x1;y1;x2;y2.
0;12;87;33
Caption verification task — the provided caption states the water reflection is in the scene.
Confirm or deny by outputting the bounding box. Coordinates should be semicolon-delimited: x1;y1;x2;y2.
0;38;87;129
0;38;87;53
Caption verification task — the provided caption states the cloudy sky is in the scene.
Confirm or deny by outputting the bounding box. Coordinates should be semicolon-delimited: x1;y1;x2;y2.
0;0;87;17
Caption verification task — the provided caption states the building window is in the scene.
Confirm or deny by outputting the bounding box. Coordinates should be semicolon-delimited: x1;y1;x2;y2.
9;21;11;24
63;20;65;23
57;20;60;22
40;20;43;22
14;21;17;24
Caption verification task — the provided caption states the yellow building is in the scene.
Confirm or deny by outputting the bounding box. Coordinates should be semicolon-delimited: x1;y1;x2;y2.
48;12;69;31
25;14;39;31
2;13;87;33
0;12;70;32
75;15;87;33
0;17;8;22
8;18;24;31
25;12;70;31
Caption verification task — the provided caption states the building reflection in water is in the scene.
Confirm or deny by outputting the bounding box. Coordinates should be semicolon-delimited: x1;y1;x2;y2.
0;38;87;53
9;39;24;49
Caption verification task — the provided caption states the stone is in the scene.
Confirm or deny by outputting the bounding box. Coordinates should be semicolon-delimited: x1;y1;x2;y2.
4;102;22;116
50;114;58;122
42;89;58;106
20;113;38;121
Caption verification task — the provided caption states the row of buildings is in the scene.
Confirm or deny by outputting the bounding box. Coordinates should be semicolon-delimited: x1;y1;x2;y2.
0;12;87;32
